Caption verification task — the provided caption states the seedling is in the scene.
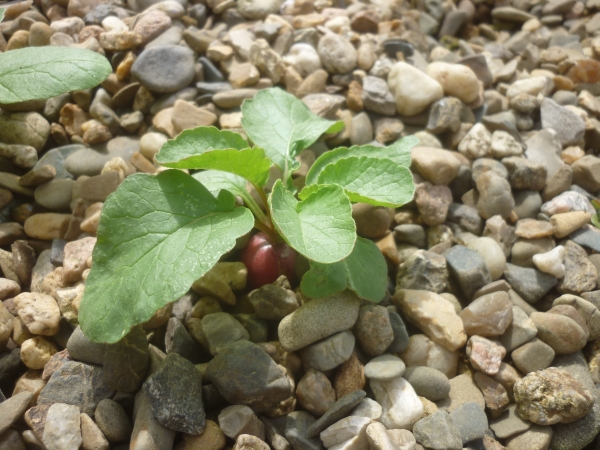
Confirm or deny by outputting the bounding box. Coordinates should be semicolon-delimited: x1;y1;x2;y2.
79;88;417;343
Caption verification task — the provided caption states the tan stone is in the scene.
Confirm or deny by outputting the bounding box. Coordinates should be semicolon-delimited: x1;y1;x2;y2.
550;211;591;238
24;214;70;240
21;337;57;369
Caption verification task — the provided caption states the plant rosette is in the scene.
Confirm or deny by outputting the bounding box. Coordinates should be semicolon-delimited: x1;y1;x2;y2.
78;87;418;344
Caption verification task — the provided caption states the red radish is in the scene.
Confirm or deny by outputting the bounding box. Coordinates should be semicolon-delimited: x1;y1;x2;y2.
240;232;297;289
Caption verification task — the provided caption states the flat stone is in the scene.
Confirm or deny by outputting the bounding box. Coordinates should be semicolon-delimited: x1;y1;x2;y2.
402;366;450;402
364;354;406;382
511;338;555;374
278;291;360;352
38;361;115;417
0;391;33;435
285;411;321;450
205;340;292;413
489;404;531;439
300;330;355;372
503;263;558;304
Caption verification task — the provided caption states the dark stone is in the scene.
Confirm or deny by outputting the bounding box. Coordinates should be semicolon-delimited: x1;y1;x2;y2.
202;384;228;410
189;4;207;27
248;284;299;321
443;245;492;299
503;263;558;304
413;411;463;450
198;57;226;82
285;411;322;450
50;239;66;266
386;310;410;354
144;353;205;434
165;317;204;364
233;314;269;343
38;361;115;417
0;348;26;394
195;81;232;95
12;240;36;286
103;326;149;393
447;203;482;235
306;390;366;437
205;341;292;413
383;39;414;58
569;226;600;253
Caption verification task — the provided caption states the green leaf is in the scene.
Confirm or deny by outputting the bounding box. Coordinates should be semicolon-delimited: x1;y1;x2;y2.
241;88;343;174
301;156;415;207
301;237;387;302
157;127;270;186
305;136;419;186
268;180;355;263
192;170;248;198
79;170;254;343
592;213;600;229
0;47;112;104
0;8;5;22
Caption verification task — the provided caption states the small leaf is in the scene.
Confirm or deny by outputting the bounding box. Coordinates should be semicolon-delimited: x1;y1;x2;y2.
269;180;355;263
305;136;419;186
301;156;415;207
301;237;387;302
192;170;247;198
157;127;248;161
79;170;254;343
0;8;5;22
166;147;271;187
241;88;343;173
0;47;112;104
592;213;600;229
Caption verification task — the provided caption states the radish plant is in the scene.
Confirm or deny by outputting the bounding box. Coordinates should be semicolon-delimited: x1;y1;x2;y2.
53;87;414;343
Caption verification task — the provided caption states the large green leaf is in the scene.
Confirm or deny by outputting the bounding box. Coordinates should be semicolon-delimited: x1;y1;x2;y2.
301;237;387;302
268;180;355;263
301;156;415;207
79;170;254;343
0;47;112;104
157;127;248;160
305;136;419;186
241;88;343;175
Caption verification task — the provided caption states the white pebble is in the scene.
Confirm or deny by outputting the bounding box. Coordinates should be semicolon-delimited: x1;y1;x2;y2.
533;246;565;278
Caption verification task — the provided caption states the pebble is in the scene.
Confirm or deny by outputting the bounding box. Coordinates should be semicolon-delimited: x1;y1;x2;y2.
489;404;532;439
80;412;109;450
205;340;292;413
301;330;354;371
306;390;366;437
411;147;460;185
201;312;249;356
15;293;60;336
532;245;565;278
459;291;513;336
370;376;423;430
219;405;264;440
0;392;33;436
296;369;336;416
503;263;558;304
352;398;383;421
278;291;360;352
354;305;394;356
504;425;553;450
42;403;82;450
95;399;133;443
387;62;444;116
401;334;459;379
130;389;176;450
393;289;466;351
427;62;480;104
248;284;299;320
413;410;462;450
131;45;195;93
364;354;405;381
514;368;594;425
531;310;587;354
473;372;509;419
437;374;485;412
449;402;488;445
466;335;506;375
402;366;450;402
285;411;321;450
540;97;585;147
511;338;555;374
319;415;371;449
